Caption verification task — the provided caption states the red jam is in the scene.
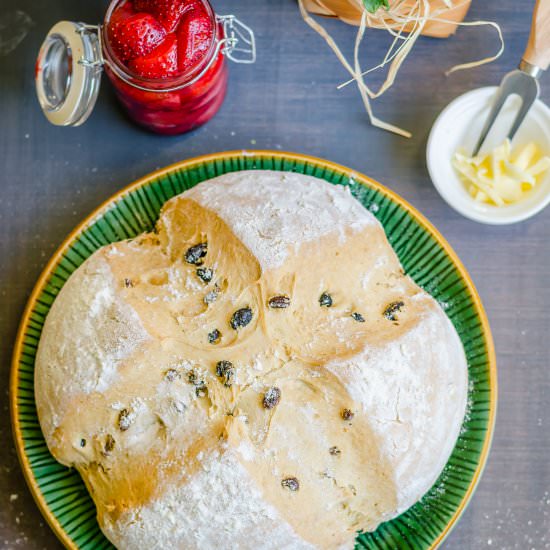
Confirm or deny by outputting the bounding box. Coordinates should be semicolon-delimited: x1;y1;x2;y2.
102;0;227;135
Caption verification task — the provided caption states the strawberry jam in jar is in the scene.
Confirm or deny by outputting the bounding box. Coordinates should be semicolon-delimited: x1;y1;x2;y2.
103;0;227;134
35;0;255;134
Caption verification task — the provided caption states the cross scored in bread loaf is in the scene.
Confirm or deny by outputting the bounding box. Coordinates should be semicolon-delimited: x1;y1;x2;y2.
35;171;468;550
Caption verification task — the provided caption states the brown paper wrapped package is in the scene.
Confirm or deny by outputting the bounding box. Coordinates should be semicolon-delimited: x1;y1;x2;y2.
302;0;472;38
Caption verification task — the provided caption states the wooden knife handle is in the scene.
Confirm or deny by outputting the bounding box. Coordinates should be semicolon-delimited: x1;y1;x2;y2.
523;0;550;71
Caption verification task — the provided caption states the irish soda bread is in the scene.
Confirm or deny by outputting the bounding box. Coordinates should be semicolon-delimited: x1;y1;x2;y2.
35;170;468;549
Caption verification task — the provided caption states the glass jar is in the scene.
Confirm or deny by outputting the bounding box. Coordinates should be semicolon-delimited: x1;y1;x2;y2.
35;1;255;134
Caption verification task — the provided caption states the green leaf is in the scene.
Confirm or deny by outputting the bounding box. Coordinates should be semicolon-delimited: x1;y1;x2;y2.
362;0;390;14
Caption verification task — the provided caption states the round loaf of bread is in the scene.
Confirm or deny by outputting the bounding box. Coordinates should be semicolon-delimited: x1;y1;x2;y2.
35;170;468;549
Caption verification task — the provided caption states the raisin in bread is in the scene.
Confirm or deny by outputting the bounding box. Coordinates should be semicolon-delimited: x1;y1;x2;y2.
35;170;468;549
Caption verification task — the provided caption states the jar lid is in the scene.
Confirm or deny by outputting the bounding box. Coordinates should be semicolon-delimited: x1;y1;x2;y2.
36;21;103;126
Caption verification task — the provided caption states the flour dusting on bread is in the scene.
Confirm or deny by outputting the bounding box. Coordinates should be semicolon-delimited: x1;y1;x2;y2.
35;171;468;550
185;171;376;269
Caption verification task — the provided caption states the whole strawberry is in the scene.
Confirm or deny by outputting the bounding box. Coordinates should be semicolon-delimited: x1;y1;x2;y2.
177;4;213;72
110;12;166;61
129;34;179;78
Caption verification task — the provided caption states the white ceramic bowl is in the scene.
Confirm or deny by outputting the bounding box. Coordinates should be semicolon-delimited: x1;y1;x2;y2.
427;86;550;225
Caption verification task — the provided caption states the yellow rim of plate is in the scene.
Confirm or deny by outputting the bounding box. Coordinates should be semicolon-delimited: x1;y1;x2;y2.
10;150;497;549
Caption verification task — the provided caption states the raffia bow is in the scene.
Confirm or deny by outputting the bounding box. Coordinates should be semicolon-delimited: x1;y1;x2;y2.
298;0;504;137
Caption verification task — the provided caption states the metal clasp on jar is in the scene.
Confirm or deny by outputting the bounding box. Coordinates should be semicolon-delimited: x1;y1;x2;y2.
75;23;105;70
217;15;256;64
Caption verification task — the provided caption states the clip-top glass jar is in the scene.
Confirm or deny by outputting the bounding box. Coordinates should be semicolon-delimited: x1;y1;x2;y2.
35;0;255;135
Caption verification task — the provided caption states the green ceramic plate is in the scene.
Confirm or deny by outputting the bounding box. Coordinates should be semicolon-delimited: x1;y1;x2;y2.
11;151;497;550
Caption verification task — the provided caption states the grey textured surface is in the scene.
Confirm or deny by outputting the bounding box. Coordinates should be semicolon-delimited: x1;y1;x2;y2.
0;0;549;548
